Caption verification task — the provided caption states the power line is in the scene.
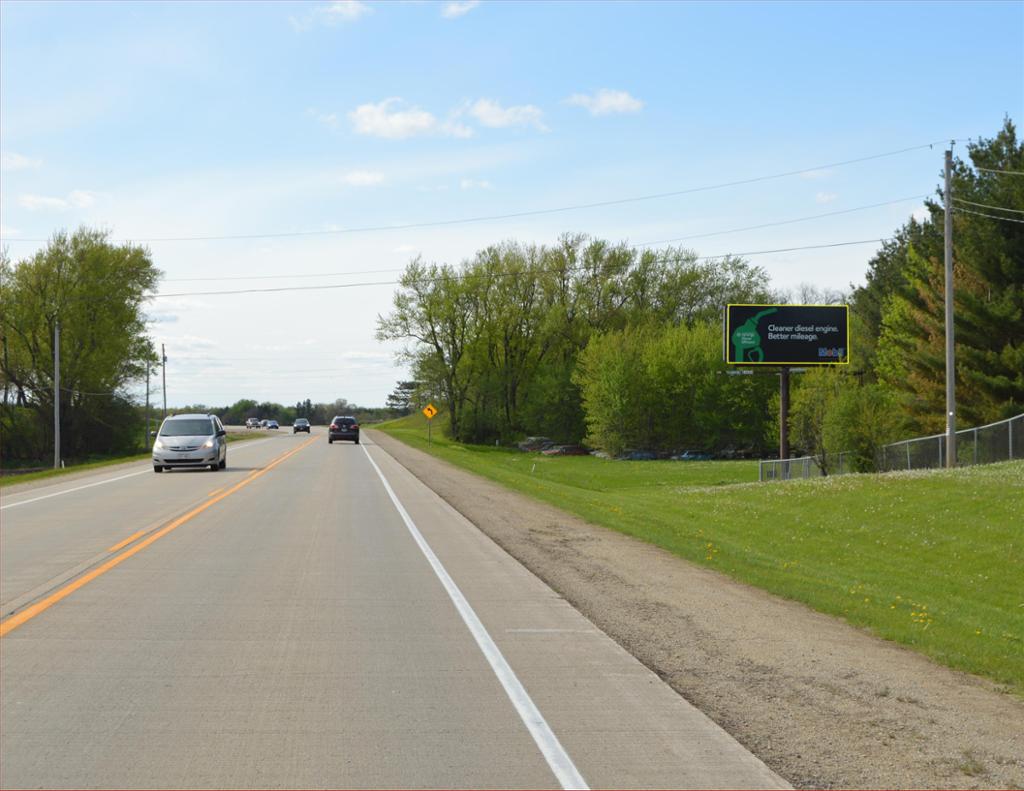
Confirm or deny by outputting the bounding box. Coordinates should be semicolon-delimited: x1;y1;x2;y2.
165;266;408;283
952;206;1024;224
155;193;917;297
161;237;885;285
952;197;1024;214
156;280;396;298
631;196;922;247
973;166;1024;175
153;237;889;299
10;140;951;245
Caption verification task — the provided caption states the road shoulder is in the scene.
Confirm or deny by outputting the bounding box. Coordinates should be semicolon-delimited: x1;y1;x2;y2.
367;429;1024;790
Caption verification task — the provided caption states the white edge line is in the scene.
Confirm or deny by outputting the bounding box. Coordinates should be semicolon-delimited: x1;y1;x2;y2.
0;437;276;510
0;470;150;510
360;443;589;791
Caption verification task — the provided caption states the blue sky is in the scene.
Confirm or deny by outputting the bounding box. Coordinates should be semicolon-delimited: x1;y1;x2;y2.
2;0;1022;407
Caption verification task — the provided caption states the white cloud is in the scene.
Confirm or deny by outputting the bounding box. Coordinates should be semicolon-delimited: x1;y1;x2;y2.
564;89;643;116
468;99;547;131
69;190;98;208
325;0;372;20
1;151;42;171
0;225;19;237
308;108;340;129
348;98;473;139
290;1;371;30
19;194;69;211
440;119;475;138
912;206;931;223
442;1;480;18
339;350;392;362
18;190;100;211
460;178;493;190
343;170;385;186
815;192;838;204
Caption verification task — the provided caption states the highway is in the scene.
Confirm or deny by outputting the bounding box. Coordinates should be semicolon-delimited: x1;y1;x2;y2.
1;429;787;790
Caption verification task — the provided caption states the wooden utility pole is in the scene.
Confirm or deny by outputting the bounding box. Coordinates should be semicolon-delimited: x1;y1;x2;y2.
53;320;60;469
161;344;167;419
145;363;151;448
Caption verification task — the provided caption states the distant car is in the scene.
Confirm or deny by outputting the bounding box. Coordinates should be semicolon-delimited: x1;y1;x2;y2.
260;419;269;428
245;417;260;429
541;444;589;456
618;449;657;461
293;418;310;434
672;450;713;461
328;416;360;444
152;413;227;473
517;436;555;452
267;420;279;430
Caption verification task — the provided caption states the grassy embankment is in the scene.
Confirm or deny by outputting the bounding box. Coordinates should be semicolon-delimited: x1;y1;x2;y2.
0;430;265;488
377;412;1024;695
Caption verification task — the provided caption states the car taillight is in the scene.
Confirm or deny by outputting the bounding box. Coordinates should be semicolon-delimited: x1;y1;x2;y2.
351;424;359;429
330;424;338;430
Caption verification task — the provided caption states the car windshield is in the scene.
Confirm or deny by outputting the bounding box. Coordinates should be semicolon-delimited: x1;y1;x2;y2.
160;419;214;437
296;419;308;424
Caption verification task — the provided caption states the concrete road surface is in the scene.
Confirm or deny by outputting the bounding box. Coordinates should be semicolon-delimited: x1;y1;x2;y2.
1;429;788;790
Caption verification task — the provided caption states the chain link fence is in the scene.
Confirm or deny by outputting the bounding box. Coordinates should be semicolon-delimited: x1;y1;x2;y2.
759;452;860;481
760;413;1022;481
877;413;1022;472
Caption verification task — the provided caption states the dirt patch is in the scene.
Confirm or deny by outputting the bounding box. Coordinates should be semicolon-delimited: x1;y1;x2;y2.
369;430;1024;790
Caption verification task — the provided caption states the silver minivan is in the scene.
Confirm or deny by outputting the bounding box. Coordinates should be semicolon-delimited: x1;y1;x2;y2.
152;413;228;473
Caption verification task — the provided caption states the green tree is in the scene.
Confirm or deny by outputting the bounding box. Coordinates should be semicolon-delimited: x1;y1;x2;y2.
1;228;161;461
874;119;1024;429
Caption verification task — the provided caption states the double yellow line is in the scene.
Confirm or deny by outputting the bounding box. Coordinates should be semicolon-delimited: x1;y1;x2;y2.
0;435;318;638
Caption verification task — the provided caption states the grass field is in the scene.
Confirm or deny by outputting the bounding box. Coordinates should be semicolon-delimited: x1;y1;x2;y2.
378;413;1024;695
0;430;265;488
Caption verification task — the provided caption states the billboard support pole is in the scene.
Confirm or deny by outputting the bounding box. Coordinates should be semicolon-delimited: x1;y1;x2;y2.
779;366;790;464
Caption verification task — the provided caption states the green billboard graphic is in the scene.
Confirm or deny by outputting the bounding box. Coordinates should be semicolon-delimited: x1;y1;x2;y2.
725;304;850;365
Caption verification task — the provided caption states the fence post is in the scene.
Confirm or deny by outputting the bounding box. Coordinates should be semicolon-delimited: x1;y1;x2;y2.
1010;419;1015;460
906;441;911;471
974;428;978;465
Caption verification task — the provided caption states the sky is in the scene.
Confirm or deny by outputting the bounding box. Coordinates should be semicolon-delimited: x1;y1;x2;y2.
2;0;1022;408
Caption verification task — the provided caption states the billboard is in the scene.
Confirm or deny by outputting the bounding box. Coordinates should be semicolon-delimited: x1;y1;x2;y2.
725;304;849;365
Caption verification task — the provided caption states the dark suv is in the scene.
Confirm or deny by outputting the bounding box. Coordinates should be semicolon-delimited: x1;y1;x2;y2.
293;418;310;434
328;416;359;444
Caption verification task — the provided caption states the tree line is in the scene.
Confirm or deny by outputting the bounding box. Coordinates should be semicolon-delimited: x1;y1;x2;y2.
380;119;1023;464
377;237;779;453
0;232;390;466
3;120;1019;468
788;119;1023;470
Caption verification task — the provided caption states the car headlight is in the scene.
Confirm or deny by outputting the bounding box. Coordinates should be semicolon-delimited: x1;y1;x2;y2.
153;439;165;450
202;438;215;449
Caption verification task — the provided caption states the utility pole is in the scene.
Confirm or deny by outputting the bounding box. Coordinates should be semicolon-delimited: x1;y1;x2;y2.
145;362;151;448
161;343;167;419
944;148;956;467
53;320;60;469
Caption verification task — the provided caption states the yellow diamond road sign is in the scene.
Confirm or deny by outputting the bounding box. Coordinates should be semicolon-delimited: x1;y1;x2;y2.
422;403;438;420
